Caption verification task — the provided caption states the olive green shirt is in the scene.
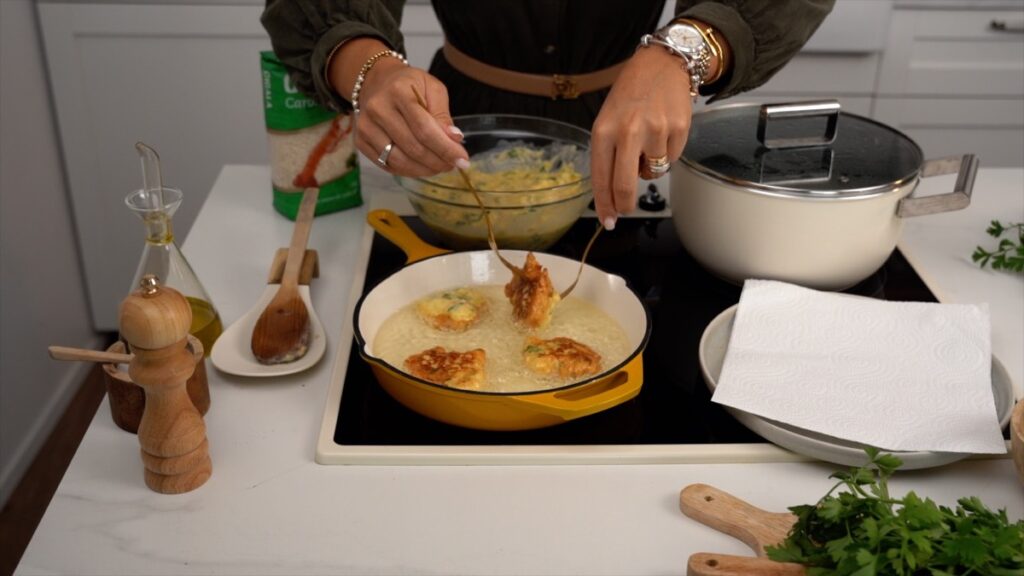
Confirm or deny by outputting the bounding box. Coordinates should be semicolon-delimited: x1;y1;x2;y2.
261;0;833;127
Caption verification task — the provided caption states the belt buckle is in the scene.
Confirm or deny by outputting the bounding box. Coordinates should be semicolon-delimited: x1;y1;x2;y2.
551;75;579;100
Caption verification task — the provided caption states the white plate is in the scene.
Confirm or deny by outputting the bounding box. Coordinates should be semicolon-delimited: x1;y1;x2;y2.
209;284;325;377
699;304;1015;470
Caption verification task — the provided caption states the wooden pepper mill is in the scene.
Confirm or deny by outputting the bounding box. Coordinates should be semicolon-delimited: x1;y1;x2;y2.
120;274;212;494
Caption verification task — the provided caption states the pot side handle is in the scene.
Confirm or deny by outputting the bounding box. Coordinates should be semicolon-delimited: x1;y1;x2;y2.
897;154;979;218
366;209;450;264
504;363;642;420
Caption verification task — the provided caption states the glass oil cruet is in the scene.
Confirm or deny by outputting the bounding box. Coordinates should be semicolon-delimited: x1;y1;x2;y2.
126;142;223;353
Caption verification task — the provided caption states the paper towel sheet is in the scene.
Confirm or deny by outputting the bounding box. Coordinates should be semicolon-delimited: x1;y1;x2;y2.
712;280;1006;454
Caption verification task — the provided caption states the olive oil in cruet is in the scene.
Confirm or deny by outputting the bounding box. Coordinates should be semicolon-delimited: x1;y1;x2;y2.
126;143;223;353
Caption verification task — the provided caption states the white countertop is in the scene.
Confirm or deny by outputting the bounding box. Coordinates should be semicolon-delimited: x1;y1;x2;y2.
898;169;1024;397
17;164;1024;576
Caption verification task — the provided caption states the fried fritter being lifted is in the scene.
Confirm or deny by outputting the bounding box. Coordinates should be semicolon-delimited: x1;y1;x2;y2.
403;346;486;390
416;288;488;332
522;336;602;380
504;253;560;329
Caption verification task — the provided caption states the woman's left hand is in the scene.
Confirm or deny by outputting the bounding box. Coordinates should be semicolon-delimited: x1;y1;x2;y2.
591;46;693;229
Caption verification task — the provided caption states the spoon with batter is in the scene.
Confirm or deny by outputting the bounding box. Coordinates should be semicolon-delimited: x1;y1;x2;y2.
410;87;524;279
410;86;600;300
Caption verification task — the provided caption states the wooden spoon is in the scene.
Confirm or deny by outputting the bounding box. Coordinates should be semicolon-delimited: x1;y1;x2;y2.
679;484;806;576
251;187;319;364
49;345;132;364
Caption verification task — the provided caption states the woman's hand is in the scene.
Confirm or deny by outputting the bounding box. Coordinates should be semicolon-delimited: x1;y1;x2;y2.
591;46;694;229
330;39;468;177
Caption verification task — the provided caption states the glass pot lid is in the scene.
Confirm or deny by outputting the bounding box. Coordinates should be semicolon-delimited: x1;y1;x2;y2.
680;101;924;198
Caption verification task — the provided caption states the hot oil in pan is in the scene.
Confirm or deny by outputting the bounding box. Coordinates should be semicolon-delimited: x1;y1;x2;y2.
372;286;632;393
334;217;938;447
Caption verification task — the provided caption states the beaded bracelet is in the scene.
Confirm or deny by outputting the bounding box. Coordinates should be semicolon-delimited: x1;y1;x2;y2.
350;49;408;114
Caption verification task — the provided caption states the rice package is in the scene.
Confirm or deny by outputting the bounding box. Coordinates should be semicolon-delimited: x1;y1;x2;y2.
261;51;361;219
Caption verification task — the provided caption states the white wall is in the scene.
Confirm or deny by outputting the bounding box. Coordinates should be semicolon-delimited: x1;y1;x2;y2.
0;0;104;506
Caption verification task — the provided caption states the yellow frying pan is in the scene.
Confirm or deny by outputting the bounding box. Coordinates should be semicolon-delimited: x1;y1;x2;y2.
353;209;651;431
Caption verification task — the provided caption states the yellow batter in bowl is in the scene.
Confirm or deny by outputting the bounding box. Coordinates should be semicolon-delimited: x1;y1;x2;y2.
396;115;593;251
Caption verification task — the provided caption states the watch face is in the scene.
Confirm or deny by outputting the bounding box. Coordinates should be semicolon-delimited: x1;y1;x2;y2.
667;25;704;52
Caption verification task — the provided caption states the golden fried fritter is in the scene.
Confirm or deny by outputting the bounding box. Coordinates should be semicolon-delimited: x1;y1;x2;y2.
416;288;488;332
504;253;560;329
522;336;602;380
403;346;487;390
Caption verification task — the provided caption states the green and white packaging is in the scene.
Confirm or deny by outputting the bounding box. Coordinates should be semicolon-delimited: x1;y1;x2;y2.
261;51;361;219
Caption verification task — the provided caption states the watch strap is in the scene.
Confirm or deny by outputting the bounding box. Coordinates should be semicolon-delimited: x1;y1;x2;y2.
640;32;707;101
673;18;727;86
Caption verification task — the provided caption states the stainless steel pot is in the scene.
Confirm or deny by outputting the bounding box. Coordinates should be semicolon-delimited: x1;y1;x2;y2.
670;100;978;290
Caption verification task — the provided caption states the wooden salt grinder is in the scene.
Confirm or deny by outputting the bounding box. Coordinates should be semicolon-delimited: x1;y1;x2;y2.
120;274;212;494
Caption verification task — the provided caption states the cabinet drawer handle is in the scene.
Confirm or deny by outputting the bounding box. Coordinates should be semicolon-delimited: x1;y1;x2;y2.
990;19;1024;33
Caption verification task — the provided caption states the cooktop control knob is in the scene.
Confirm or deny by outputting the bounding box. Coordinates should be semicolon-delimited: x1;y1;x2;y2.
639;184;667;212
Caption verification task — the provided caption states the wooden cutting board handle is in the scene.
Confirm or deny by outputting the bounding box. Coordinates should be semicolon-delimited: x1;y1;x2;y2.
687;553;805;576
680;484;797;557
681;484;806;575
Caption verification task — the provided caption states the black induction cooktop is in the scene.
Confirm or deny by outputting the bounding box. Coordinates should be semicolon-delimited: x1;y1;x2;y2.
333;215;937;447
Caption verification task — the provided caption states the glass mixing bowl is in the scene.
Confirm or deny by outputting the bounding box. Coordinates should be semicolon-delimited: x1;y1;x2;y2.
395;114;592;251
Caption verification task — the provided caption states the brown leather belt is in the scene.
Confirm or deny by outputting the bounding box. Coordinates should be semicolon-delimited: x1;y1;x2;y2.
442;41;624;100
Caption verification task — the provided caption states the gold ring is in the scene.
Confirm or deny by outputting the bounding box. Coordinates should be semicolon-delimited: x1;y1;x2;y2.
645;155;671;175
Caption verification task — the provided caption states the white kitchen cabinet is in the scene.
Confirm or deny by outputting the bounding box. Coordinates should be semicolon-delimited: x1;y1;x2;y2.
878;7;1024;98
753;54;881;97
875;6;1024;167
37;1;456;330
38;2;273;330
874;96;1024;168
401;4;443;70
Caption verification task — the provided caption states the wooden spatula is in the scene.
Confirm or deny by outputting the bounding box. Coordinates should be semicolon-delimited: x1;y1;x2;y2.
49;345;132;364
251;187;319;364
680;484;806;576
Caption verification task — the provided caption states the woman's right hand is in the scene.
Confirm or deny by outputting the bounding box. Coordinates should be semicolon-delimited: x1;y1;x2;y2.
331;40;469;177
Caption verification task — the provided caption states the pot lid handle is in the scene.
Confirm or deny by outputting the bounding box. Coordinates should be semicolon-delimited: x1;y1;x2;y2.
757;100;840;150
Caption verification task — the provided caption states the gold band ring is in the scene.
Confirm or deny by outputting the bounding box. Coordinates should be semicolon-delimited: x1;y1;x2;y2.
376;142;394;168
645;155;671;175
639;154;671;180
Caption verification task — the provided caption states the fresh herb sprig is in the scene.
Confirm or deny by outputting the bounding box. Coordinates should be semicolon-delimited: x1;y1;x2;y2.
765;448;1024;575
972;220;1024;273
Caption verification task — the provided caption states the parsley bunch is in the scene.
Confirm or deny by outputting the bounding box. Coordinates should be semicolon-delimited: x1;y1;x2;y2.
765;448;1024;575
972;220;1023;273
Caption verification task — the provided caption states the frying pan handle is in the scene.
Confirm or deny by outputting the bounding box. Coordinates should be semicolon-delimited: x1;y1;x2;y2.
679;484;797;557
504;364;641;420
687;553;805;576
367;209;450;264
